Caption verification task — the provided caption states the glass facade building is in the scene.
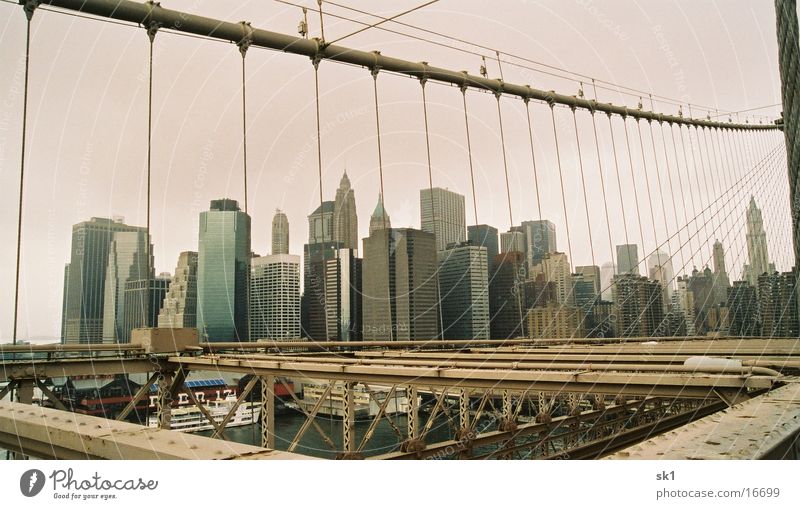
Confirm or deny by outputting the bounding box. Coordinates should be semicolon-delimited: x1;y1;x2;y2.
197;199;251;342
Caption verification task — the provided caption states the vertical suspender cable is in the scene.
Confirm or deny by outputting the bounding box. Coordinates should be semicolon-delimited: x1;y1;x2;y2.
145;18;158;329
590;108;616;277
461;86;479;225
312;53;330;341
550;104;573;273
524;99;543;223
677;124;701;269
237;22;252;342
608;114;631;269
371;66;392;341
622;117;647;272
496;93;514;227
420;76;444;339
12;4;35;346
659;121;687;286
572;108;596;268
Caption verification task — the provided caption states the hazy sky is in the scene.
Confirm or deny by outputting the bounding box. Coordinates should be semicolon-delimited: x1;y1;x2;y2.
0;0;792;340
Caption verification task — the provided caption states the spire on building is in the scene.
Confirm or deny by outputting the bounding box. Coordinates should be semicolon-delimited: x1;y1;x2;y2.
369;193;391;235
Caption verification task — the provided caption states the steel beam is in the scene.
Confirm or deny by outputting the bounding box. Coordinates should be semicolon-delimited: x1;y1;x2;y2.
0;400;306;459
0;357;161;382
260;375;275;450
37;0;776;131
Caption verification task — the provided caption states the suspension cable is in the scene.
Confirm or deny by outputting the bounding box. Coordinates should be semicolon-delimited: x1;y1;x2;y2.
607;113;631;269
312;54;330;341
550;104;573;273
371;67;392;341
524;99;543;223
237;23;252;343
495;93;514;228
658;120;687;282
571;107;596;268
461;86;479;225
622;116;647;272
12;3;35;346
420;75;444;339
676;123;701;269
145;15;158;320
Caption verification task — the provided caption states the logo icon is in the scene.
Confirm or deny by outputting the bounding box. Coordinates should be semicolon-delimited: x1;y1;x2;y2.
19;469;45;497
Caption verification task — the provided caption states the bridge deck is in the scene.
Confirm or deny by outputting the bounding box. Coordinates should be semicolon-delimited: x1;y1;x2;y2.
606;380;800;459
0;400;307;460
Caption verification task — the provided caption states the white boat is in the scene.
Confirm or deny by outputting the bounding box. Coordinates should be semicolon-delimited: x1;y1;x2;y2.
297;383;415;419
148;395;259;433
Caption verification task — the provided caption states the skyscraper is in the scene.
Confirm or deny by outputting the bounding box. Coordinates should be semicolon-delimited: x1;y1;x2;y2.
500;229;526;254
612;274;665;337
62;217;144;344
530;252;573;305
520;219;557;268
647;250;674;297
727;281;759;336
102;229;151;342
122;275;170;342
712;240;730;304
323;248;362;341
333;171;358;251
158;251;198;329
575;265;601;295
467;224;499;271
302;240;342;340
616;244;640;275
758;270;799;337
271;209;289;255
362;228;439;340
369;193;391;236
420;187;466;251
744;197;772;286
251;254;301;340
489;251;526;339
197;199;251;342
438;243;490;340
308;201;335;244
600;262;616;301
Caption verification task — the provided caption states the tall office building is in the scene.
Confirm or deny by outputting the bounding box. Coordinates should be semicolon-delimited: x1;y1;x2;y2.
530;252;573;305
727;281;760;336
61;263;70;342
675;276;697;335
647;250;674;296
323;248;362;341
758;270;799;337
616;244;640;275
302;240;342;340
197;199;251;342
438;243;490;340
251;254;301;340
688;267;716;334
102;229;151;342
333;171;358;251
520;220;557;268
612;274;665;337
489;251;526;339
500;229;526;254
369;193;391;236
712;240;731;304
362;228;439;341
575;265;601;295
600;262;616;301
572;272;598;314
420;187;466;251
62;217;144;344
467;224;499;271
271;209;289;255
158;251;198;328
122;275;170;342
744;197;772;286
308;200;335;244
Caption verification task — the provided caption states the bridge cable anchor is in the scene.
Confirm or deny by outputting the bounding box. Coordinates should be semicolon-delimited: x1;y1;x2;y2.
237;21;254;58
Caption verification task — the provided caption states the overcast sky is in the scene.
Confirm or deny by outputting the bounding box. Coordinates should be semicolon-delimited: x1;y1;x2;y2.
0;0;792;340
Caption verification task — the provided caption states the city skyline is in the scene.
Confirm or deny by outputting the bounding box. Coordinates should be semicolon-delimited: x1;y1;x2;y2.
0;1;788;341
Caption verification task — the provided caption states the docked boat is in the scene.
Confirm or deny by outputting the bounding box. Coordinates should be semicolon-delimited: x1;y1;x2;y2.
297;382;414;419
147;395;259;433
